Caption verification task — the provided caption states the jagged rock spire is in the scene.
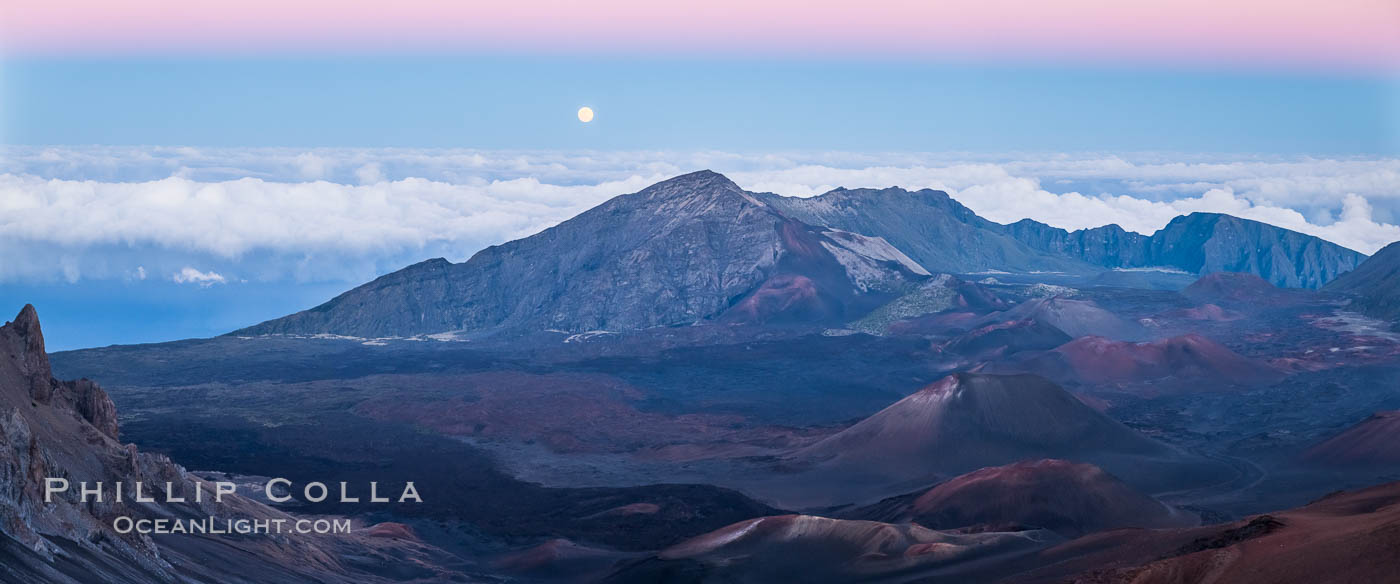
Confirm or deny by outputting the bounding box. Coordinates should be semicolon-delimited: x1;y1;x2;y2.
3;304;53;404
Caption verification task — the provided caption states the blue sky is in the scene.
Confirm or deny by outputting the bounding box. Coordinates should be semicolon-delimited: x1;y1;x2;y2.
5;58;1397;153
0;281;350;350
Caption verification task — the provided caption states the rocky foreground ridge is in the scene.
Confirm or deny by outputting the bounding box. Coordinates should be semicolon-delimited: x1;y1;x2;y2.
0;305;464;583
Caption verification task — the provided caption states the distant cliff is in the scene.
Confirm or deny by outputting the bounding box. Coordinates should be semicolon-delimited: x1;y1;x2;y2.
1000;212;1365;288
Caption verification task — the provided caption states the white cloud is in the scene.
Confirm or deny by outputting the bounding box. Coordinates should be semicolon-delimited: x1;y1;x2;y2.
0;173;658;259
0;148;1397;285
294;152;333;179
172;267;227;286
0;170;665;283
355;163;385;185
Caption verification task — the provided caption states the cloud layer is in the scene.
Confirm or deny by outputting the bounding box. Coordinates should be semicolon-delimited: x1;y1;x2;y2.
2;148;1397;284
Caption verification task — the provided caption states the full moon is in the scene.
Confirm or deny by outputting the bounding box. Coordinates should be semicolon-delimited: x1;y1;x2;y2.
577;106;594;123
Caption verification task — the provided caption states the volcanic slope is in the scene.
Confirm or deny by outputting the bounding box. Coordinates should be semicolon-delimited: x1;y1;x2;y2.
789;373;1223;496
853;459;1186;537
1018;480;1400;584
972;296;1148;340
1301;411;1400;467
1180;271;1298;307
602;514;1057;584
994;334;1284;390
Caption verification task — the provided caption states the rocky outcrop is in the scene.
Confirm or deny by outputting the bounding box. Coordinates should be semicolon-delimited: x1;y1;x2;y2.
57;378;119;440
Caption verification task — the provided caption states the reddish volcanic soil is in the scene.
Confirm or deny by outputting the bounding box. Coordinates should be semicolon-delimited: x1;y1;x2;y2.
609;481;1400;584
979;297;1146;340
364;522;419;541
1301;411;1400;467
1020;481;1400;584
942;319;1072;361
790;373;1175;481
496;538;633;581
721;220;919;325
956;280;1008;312
1181;272;1293;306
353;371;816;455
900;460;1185;536
1047;334;1283;387
1175;303;1244;321
723;273;837;324
584;503;663;519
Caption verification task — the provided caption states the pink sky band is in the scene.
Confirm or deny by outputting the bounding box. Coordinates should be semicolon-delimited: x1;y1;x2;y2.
4;0;1398;71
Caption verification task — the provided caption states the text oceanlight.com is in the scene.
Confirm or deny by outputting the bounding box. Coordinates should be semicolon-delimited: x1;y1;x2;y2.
113;516;353;535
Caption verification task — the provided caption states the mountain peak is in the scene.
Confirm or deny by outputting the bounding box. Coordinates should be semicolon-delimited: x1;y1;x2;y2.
649;169;739;192
626;169;765;210
669;168;730;183
1167;211;1231;225
1011;217;1051;227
